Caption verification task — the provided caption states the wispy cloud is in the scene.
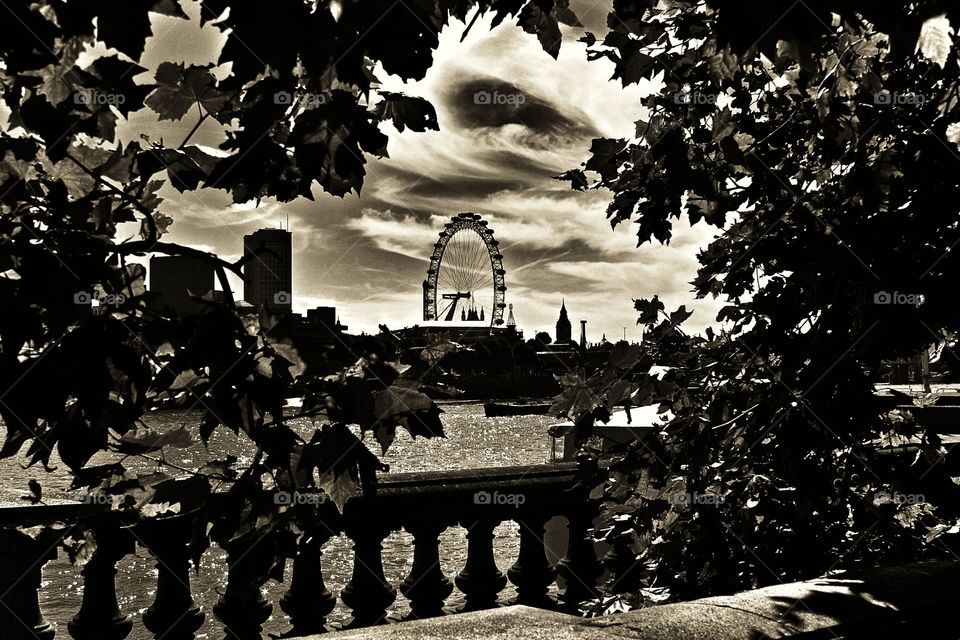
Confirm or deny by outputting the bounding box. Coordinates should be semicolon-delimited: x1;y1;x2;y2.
147;1;723;339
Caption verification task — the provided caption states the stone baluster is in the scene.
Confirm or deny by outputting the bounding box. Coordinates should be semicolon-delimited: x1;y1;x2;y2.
340;520;397;627
0;529;58;640
399;521;453;619
279;530;337;635
213;535;273;640
454;518;507;611
556;506;602;609
507;511;557;608
603;531;641;594
68;526;134;640
138;516;205;640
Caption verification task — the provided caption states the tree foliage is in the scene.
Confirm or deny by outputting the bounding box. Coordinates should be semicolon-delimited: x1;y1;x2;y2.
0;0;578;596
553;0;960;611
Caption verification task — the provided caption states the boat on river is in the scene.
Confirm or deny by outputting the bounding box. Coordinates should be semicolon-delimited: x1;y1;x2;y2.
483;401;552;417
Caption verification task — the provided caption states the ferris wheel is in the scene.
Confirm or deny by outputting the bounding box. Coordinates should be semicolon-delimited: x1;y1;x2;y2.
422;213;506;326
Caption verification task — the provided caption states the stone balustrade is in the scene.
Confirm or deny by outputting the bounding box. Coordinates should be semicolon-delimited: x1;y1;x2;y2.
0;462;611;639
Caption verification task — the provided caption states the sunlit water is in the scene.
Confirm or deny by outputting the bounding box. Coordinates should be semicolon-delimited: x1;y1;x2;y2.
0;401;559;638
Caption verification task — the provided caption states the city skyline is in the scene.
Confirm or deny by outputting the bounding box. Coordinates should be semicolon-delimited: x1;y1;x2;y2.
113;0;724;341
146;223;621;344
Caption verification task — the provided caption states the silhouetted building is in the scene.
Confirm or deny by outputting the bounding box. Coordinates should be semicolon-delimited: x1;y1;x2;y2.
149;256;215;316
243;228;292;312
459;296;485;322
306;306;348;334
556;299;572;345
580;319;587;350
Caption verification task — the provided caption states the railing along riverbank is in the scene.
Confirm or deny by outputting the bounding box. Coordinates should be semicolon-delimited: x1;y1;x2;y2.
0;462;616;639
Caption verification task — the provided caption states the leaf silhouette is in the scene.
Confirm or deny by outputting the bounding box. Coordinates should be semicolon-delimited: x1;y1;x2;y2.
114;425;193;455
145;63;228;121
374;92;439;133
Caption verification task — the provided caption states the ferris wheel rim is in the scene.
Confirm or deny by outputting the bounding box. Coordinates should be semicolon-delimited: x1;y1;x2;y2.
422;213;506;327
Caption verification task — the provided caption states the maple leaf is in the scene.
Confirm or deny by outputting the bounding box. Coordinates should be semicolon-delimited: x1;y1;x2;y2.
946;122;960;151
63;529;97;565
518;2;563;59
550;373;600;420
374;92;439;133
113;425;193;455
316;469;360;513
45;157;96;198
43;143;112;198
708;47;738;85
555;168;589;190
298;424;385;512
916;15;953;68
635;297;665;325
145;62;229;121
370;385;443;453
23;63;82;106
0;149;39;183
420;335;465;365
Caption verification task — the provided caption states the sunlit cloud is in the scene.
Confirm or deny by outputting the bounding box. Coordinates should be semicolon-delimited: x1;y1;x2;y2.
141;0;724;339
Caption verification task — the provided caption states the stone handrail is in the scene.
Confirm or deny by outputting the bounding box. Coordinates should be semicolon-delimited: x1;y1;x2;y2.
0;462;611;639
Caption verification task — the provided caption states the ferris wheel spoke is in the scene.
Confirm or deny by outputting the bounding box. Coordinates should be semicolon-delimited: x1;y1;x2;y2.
466;270;484;292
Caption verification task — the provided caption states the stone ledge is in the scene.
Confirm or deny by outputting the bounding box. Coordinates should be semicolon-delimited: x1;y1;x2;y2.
296;559;960;639
312;607;588;640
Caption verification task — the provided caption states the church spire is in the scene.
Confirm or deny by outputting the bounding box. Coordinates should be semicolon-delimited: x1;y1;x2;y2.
556;299;572;344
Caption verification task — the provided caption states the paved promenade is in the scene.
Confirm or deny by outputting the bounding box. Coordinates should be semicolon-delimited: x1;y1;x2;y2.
301;560;959;639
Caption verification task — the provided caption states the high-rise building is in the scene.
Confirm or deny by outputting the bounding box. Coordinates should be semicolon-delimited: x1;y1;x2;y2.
580;319;587;350
556;299;572;345
243;228;292;312
149;255;215;316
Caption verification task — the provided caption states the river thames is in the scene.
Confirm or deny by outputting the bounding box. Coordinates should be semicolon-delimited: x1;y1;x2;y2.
0;401;558;638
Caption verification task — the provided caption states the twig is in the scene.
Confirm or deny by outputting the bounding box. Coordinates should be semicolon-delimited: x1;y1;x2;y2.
712;403;760;429
132;451;234;482
178;102;209;149
64;151;159;244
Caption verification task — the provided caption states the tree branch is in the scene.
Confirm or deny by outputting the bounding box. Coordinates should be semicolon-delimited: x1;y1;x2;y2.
179;102;209;150
64;151;159;245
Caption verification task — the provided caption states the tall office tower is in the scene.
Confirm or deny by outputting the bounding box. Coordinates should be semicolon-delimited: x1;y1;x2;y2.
149;256;215;316
243;228;292;312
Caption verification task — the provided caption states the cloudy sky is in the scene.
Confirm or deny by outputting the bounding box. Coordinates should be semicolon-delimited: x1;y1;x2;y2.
126;0;724;340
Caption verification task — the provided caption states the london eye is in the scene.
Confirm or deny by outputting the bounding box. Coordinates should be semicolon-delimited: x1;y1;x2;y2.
422;213;506;326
